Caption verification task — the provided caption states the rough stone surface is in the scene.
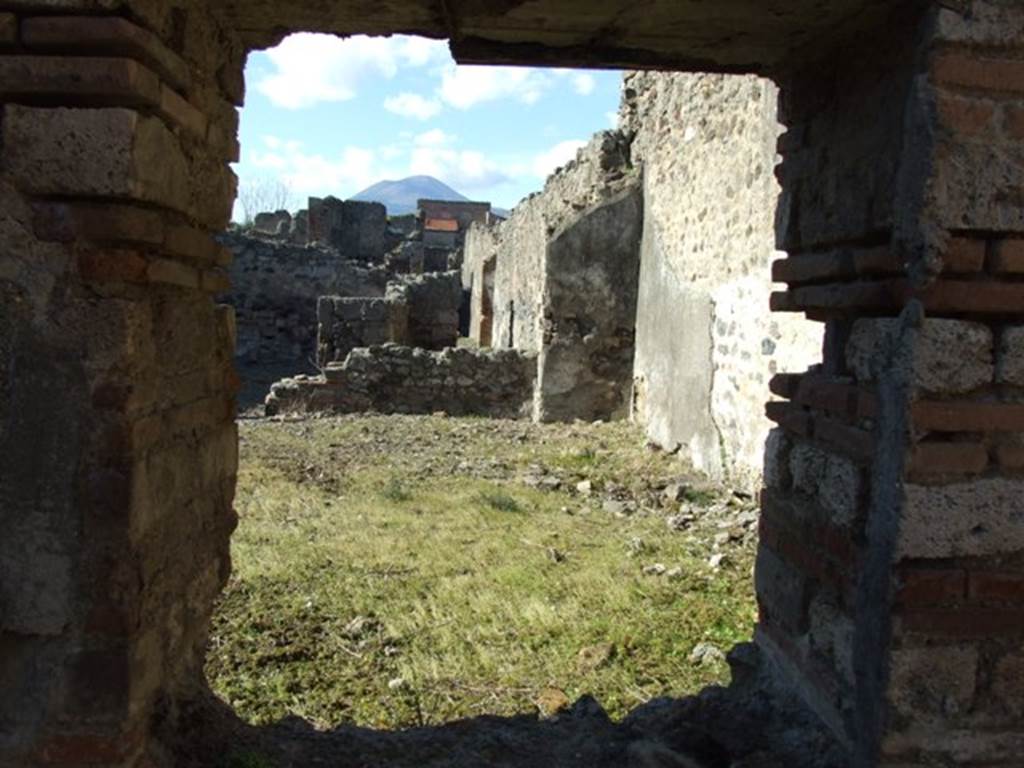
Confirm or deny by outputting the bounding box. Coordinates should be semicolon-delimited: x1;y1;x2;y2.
308;197;387;262
316;296;407;366
624;71;821;488
266;345;537;419
221;231;387;367
887;645;978;720
997;325;1024;387
847;317;994;395
898;479;1024;559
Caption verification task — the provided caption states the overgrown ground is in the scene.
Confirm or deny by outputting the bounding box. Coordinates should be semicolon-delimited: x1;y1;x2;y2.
206;414;758;732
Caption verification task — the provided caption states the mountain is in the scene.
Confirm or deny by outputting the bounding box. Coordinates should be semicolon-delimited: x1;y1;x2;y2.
351;175;469;216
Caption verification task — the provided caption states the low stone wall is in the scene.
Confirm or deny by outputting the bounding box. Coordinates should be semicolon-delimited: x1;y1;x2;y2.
265;345;537;418
222;231;387;367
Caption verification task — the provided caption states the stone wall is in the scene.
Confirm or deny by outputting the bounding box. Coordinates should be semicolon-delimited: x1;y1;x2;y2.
315;296;408;366
266;345;537;418
222;231;387;367
316;271;462;365
622;71;822;489
308;197;388;261
390;271;463;350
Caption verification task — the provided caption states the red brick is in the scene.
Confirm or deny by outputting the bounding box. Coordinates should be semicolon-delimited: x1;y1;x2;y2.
968;571;1024;604
164;224;218;265
78;250;148;284
912;401;1024;433
907;441;989;476
0;13;15;44
916;279;1024;313
769;372;803;399
813;415;875;463
931;51;1024;95
22;15;190;91
35;202;165;246
772;251;854;284
795;376;860;418
895;566;967;605
159;84;207;137
0;55;161;107
147;258;199;289
942;236;986;273
765;401;813;436
990;238;1024;274
790;279;909;313
936;91;997;137
996;443;1024;469
852;245;903;276
1005;104;1024;140
900;607;1024;638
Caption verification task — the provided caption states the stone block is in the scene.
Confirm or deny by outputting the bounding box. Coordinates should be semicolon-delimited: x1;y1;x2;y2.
147;258;199;289
991;239;1024;274
887;645;978;718
5;106;189;215
0;55;160;106
22;15;191;91
898;478;1024;559
159;85;207;137
755;546;811;634
997;325;1024;387
846;318;993;394
789;441;861;525
34;201;164;246
992;651;1024;718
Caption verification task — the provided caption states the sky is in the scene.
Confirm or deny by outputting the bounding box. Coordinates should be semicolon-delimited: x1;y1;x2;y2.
233;33;623;219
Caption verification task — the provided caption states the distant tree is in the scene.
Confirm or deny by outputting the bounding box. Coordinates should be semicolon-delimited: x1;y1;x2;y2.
235;176;297;225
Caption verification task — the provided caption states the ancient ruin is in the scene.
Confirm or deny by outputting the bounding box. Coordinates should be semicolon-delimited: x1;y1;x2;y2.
3;2;1023;767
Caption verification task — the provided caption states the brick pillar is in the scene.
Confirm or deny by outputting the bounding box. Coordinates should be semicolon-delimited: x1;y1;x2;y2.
0;3;244;766
763;3;1024;766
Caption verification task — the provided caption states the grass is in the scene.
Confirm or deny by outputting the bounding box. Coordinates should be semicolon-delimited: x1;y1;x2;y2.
206;415;757;731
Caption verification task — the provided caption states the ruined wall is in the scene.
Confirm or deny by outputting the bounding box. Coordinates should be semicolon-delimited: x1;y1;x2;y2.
266;346;537;418
536;184;643;421
315;296;408;366
222;231;387;367
308;197;388;261
481;131;636;354
0;4;244;764
624;72;823;488
390;270;463;350
462;223;499;346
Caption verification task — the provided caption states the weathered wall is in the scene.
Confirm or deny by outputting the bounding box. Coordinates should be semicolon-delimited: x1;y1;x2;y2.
462;222;499;346
536;184;643;422
390;270;463;350
266;345;537;418
315;296;408;366
624;71;822;488
482;131;636;355
0;4;244;765
222;231;387;367
308;197;388;262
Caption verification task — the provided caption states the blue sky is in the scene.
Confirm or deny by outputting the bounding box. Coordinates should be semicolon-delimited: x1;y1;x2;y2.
234;34;622;218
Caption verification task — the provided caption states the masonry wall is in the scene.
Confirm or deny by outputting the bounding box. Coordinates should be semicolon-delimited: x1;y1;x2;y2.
223;232;387;367
266;345;537;418
623;72;823;489
0;4;244;764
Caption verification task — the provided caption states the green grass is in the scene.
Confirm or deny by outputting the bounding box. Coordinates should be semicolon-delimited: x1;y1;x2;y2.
206;415;756;730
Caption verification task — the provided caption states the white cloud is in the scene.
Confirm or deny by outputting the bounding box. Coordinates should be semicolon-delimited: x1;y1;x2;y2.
257;33;449;109
409;147;509;192
414;128;454;146
606;111;620;128
572;73;596;95
384;92;442;120
250;141;393;199
531;139;586;178
439;64;553;109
